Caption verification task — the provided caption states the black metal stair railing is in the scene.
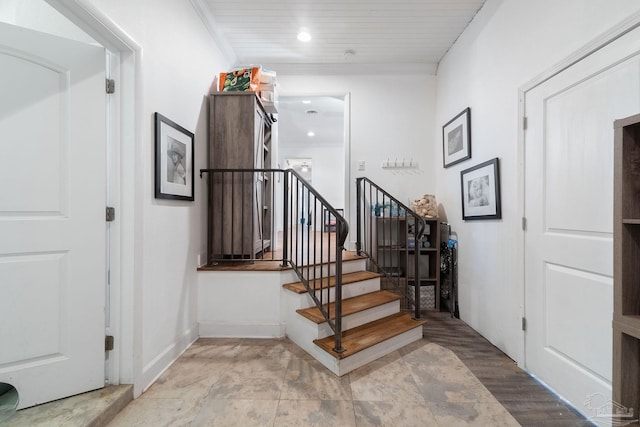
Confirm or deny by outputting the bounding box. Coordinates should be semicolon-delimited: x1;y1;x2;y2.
355;177;428;318
285;169;349;353
200;168;349;353
200;168;281;263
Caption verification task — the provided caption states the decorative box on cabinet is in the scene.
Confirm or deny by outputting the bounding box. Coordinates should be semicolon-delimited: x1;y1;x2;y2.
207;92;273;262
374;216;440;310
613;113;640;416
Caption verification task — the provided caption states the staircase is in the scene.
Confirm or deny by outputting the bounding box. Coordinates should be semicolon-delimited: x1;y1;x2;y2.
200;167;430;376
282;254;427;376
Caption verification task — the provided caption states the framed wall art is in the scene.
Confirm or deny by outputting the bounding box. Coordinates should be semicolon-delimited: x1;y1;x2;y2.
155;112;194;201
460;157;501;220
442;107;471;168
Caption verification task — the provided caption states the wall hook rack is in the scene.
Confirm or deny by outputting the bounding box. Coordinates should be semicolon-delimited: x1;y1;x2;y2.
381;157;418;169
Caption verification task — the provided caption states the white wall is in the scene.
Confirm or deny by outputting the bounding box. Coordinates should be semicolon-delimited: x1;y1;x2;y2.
0;0;96;43
277;74;438;247
198;270;296;338
434;0;640;364
77;0;230;393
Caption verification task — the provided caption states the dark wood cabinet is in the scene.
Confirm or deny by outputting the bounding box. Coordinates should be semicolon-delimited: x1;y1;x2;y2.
613;113;640;415
374;216;440;310
207;92;273;262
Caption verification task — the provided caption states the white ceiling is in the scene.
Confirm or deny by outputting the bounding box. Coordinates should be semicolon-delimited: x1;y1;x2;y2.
278;96;345;147
195;0;487;74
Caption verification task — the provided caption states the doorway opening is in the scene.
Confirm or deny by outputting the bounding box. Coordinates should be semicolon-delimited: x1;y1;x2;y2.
278;95;347;233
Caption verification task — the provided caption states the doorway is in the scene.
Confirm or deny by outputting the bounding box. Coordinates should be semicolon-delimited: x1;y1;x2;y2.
277;95;348;231
523;24;640;415
0;18;107;409
0;0;141;404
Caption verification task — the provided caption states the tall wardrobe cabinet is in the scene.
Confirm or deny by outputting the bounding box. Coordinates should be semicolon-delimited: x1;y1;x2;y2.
207;92;273;262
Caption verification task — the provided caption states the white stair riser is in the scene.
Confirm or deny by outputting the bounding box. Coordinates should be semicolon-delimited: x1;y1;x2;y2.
332;326;424;376
284;323;423;377
296;300;400;340
281;264;423;379
285;278;381;310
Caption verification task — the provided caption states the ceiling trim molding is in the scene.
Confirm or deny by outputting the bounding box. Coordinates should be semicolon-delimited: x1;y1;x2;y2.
190;0;236;65
268;62;437;76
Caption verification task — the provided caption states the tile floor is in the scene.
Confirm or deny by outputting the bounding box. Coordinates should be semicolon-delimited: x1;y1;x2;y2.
107;338;521;426
0;312;594;427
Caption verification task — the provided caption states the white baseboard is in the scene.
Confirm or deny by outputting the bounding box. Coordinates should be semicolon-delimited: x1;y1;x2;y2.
198;320;286;338
136;326;199;396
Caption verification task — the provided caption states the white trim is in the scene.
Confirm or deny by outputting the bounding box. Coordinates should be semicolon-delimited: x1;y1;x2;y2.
277;90;352;248
189;0;236;65
516;87;526;368
269;62;437;76
198;322;286;338
105;48;119;384
520;10;640;94
343;93;353;251
46;0;143;396
517;10;640;369
140;327;199;393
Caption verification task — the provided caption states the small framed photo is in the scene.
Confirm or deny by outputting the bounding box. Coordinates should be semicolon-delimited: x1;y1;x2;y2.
442;107;471;168
461;158;501;220
155;113;194;201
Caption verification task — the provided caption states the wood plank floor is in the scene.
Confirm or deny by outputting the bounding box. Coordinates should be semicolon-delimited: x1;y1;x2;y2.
420;310;594;427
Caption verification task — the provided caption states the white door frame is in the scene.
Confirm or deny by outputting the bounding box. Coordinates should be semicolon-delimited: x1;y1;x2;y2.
46;0;143;393
276;91;352;247
517;11;640;369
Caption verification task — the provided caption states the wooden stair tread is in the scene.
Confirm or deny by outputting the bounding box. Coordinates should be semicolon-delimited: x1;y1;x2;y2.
282;270;381;294
296;290;401;324
313;312;427;359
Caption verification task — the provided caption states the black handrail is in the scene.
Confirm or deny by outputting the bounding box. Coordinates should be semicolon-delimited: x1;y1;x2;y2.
355;177;428;318
287;169;348;353
200;167;348;353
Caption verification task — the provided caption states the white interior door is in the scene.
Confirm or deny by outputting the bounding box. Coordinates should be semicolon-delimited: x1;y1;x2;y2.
524;27;640;416
0;22;106;409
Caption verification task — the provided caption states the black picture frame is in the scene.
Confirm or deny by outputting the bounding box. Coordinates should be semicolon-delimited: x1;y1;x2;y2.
443;107;471;168
154;112;194;201
460;157;501;220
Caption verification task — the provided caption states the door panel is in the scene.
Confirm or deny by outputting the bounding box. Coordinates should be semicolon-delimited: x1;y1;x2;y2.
0;22;106;409
524;27;640;415
545;264;613;379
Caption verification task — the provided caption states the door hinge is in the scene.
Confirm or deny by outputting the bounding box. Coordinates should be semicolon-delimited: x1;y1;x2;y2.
522;217;527;231
522;116;528;130
106;79;115;94
106;206;115;222
522;317;527;331
105;335;114;351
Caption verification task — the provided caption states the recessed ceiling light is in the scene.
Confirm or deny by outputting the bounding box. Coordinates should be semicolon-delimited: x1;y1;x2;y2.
297;29;312;42
307;131;315;137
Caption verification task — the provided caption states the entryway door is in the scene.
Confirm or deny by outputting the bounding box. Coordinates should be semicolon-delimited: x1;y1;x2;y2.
0;22;106;409
524;26;640;415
